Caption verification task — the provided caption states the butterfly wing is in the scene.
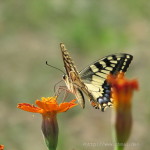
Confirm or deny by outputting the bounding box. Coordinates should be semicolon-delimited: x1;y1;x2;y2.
80;53;133;111
60;43;78;75
60;43;86;108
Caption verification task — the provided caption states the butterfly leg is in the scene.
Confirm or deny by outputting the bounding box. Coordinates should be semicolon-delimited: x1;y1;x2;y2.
56;86;72;95
55;86;73;102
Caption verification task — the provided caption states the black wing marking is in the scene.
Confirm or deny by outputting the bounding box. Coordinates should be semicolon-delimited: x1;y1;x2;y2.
80;53;133;81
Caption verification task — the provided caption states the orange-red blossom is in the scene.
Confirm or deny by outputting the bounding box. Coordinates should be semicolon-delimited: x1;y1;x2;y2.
17;96;77;114
107;72;138;150
0;145;4;150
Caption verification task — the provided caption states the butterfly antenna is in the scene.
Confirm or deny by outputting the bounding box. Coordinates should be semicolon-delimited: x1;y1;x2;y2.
46;61;65;74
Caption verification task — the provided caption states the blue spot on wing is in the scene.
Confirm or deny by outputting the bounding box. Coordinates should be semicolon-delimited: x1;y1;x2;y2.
97;81;112;111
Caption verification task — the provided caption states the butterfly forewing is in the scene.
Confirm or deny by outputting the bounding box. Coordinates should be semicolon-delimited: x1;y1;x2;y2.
60;43;78;75
80;54;133;80
60;43;87;108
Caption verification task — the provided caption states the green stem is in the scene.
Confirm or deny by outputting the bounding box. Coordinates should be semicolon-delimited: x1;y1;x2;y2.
114;144;124;150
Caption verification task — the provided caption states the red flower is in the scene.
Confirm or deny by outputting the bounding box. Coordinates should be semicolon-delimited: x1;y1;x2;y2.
107;72;138;150
0;145;4;150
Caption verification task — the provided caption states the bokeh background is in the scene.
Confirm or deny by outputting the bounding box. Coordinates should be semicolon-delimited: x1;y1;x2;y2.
0;0;150;150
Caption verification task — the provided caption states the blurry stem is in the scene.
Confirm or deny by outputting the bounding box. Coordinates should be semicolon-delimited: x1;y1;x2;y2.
115;145;124;150
112;108;132;150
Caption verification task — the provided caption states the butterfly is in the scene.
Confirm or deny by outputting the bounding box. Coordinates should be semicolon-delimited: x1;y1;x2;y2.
60;43;133;111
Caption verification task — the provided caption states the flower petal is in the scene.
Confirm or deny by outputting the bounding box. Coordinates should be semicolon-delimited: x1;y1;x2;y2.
58;99;78;113
17;103;44;113
36;100;46;109
18;97;77;114
41;97;58;104
0;145;4;150
36;100;59;112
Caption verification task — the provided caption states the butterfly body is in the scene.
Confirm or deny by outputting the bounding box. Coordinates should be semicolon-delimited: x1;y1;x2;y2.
62;67;96;109
60;43;133;111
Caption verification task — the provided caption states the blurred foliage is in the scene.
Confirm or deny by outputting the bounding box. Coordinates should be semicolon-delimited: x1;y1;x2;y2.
0;0;150;150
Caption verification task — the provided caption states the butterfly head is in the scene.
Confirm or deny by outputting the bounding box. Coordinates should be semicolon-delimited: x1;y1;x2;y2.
62;74;67;80
62;74;73;92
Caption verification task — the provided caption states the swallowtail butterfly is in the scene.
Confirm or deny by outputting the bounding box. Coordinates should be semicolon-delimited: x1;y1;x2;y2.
60;43;133;111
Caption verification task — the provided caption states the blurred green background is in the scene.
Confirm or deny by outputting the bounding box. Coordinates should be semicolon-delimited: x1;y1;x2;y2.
0;0;150;150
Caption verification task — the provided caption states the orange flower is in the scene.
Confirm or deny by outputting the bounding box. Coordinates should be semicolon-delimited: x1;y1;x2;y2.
0;145;4;150
107;72;138;150
17;96;77;115
17;96;77;150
